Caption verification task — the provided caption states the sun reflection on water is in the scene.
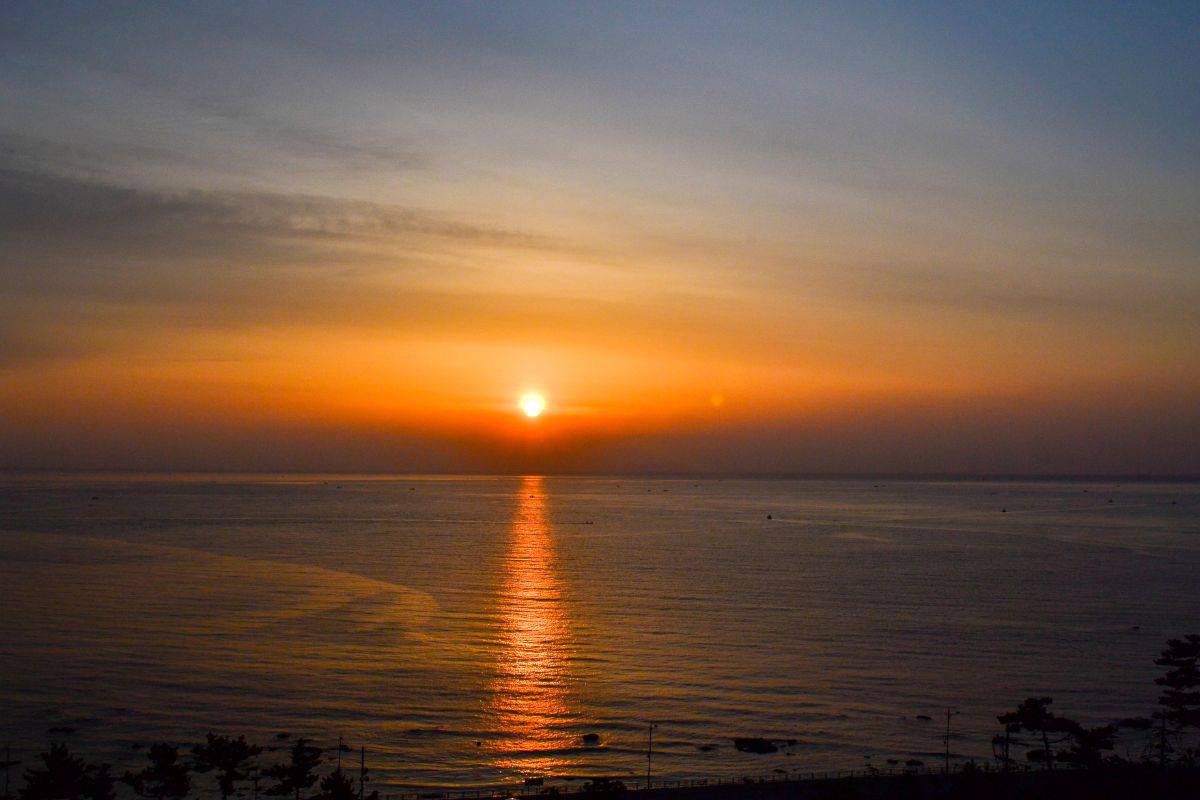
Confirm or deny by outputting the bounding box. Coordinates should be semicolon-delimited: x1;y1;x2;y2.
489;475;574;775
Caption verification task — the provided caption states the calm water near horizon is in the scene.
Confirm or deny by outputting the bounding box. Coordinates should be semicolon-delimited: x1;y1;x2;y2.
1;475;1197;790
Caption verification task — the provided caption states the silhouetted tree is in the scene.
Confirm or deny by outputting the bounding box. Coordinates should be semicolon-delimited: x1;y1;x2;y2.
20;745;88;800
264;740;322;800
1156;635;1200;733
997;697;1077;770
314;770;354;800
122;744;190;800
1118;634;1200;765
1060;724;1117;769
1152;633;1200;729
81;766;114;800
193;734;262;800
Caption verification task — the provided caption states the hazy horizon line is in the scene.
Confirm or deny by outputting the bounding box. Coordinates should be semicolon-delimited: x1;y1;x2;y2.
3;469;1198;483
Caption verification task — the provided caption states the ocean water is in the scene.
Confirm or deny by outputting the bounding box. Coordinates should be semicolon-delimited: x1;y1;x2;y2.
1;475;1197;791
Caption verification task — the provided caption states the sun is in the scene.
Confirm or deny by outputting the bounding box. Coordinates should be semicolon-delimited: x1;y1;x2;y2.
519;392;546;418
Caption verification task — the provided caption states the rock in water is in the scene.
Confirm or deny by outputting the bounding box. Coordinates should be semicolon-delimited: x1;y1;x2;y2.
733;738;778;754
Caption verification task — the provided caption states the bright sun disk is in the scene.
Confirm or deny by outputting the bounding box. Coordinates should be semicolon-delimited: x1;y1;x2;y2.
519;392;546;418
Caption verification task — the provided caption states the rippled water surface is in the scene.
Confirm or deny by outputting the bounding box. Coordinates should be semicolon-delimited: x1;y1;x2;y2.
1;475;1197;789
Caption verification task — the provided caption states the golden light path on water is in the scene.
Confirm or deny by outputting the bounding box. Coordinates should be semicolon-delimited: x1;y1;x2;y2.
488;475;574;775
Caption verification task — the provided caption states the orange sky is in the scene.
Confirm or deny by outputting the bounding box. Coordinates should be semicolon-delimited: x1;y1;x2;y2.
1;5;1198;474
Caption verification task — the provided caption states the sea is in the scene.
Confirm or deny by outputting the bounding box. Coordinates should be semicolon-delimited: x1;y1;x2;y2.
1;475;1197;791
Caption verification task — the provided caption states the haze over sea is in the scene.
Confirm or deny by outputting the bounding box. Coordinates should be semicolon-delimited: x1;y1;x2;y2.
2;475;1197;790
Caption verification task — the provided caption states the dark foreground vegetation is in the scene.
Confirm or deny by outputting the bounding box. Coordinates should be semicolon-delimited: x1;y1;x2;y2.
4;635;1197;800
630;764;1200;800
2;737;371;800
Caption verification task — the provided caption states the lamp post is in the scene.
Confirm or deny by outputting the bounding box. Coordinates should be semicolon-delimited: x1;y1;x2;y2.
646;723;657;790
943;708;959;775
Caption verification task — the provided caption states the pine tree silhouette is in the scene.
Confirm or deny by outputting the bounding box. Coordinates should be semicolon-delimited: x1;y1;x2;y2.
265;740;322;800
193;734;262;800
122;744;190;800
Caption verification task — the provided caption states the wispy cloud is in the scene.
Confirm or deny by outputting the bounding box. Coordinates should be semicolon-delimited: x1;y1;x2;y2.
1;3;1197;472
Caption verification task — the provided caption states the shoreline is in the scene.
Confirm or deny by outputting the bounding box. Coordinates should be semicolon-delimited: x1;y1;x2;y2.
414;765;1200;800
